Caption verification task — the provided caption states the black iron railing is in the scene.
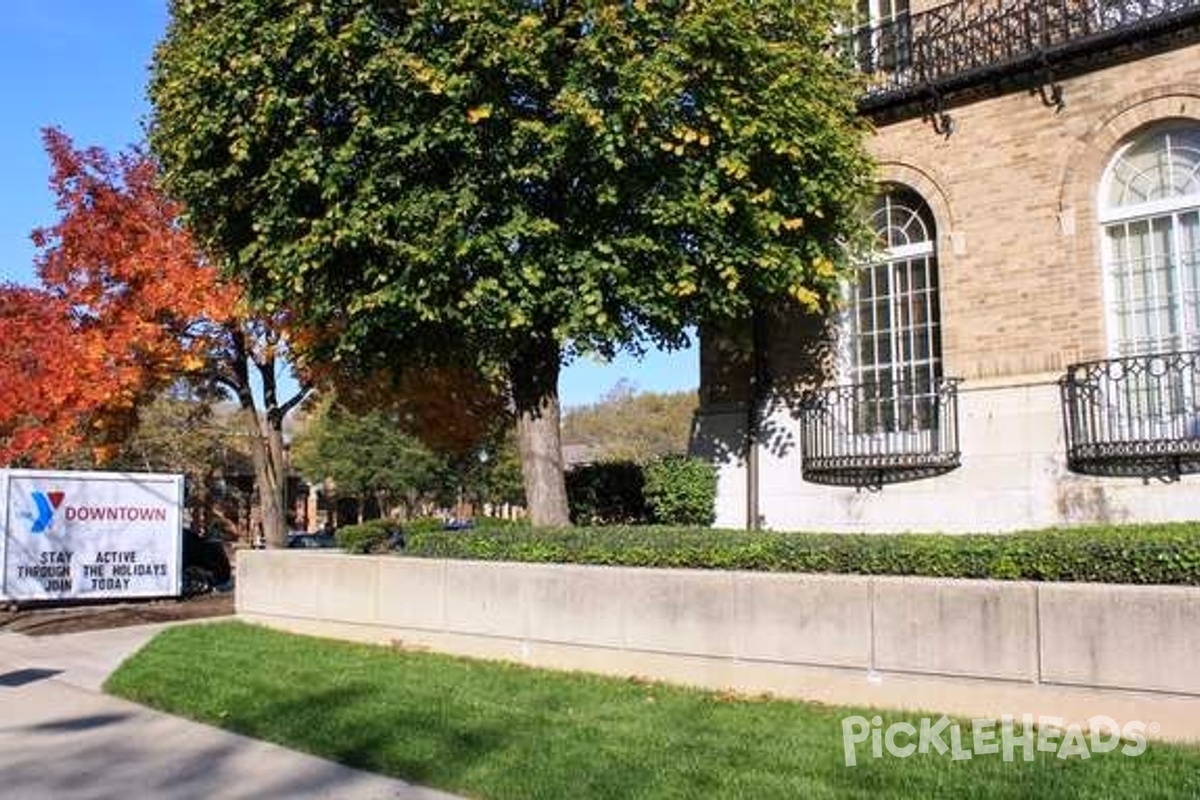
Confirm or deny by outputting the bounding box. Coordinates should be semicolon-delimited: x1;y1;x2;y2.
800;378;962;488
851;0;1200;113
1060;350;1200;478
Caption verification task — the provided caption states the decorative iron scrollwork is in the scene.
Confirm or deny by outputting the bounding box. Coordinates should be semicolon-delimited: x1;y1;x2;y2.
1060;350;1200;481
848;0;1200;116
799;378;963;490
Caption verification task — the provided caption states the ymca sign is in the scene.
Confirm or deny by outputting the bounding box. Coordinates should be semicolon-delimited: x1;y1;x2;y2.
1;469;183;601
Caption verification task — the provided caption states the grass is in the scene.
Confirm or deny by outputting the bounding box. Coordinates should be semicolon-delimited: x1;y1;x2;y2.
107;621;1200;799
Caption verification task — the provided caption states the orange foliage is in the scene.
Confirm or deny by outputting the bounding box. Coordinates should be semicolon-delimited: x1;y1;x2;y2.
0;286;88;464
0;129;239;465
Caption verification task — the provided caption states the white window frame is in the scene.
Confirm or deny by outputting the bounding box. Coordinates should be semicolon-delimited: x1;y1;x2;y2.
1100;123;1200;357
1098;122;1200;440
840;187;942;439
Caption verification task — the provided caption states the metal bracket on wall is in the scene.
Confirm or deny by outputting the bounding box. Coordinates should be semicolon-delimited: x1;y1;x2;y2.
1034;56;1065;111
855;475;886;494
921;86;954;138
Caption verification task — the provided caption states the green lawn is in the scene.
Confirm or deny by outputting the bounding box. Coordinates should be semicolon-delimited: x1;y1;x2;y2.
107;622;1200;799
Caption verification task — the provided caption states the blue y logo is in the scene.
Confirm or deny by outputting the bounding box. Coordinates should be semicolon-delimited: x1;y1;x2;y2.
23;490;65;534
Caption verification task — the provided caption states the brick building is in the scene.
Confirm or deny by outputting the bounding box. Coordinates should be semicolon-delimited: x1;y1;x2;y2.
695;0;1200;531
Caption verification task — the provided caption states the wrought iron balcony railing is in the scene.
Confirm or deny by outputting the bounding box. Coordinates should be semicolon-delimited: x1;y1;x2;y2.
851;0;1200;114
800;378;962;488
1060;350;1200;478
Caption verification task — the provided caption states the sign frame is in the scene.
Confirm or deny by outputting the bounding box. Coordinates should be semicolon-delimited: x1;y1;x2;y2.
1;469;184;602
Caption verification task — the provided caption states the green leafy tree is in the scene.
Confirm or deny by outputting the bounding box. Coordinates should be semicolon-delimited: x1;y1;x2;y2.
291;399;444;519
149;0;873;526
109;387;254;537
457;430;527;512
112;389;231;510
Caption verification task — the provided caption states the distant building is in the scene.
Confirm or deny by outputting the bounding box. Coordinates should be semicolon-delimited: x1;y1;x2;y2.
695;0;1200;531
562;443;605;469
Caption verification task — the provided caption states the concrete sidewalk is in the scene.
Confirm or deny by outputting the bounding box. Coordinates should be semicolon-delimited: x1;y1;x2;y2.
0;623;464;800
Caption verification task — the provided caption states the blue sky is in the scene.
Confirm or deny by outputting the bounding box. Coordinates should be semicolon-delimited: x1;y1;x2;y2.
0;0;697;408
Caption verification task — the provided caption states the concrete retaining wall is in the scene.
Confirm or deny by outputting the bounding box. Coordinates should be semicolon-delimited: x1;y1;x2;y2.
237;552;1200;739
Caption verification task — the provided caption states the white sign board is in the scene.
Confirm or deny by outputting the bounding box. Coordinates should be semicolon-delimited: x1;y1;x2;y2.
1;469;183;601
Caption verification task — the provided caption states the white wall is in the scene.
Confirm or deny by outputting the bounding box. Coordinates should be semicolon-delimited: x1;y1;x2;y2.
700;376;1200;533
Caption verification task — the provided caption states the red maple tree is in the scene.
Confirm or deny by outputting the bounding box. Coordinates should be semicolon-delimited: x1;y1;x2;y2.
0;284;88;465
2;129;309;545
18;129;239;462
5;129;511;541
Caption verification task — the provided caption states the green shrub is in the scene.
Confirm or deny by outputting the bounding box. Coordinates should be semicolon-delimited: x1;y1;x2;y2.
642;455;716;526
403;517;449;536
403;522;1200;585
335;519;397;554
469;516;531;532
565;461;648;525
401;516;531;550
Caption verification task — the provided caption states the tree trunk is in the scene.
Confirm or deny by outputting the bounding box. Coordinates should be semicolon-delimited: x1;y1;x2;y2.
244;412;288;548
225;326;307;549
510;336;570;527
233;372;287;548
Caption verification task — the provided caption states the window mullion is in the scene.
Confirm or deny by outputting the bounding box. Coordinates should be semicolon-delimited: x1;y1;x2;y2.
889;259;903;431
1171;212;1184;351
904;258;918;431
1124;222;1136;356
1150;216;1163;350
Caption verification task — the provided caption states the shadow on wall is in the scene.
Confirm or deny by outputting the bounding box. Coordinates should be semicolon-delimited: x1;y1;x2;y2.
691;304;838;466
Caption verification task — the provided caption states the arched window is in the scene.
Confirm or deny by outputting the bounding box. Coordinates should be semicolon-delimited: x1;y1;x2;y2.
1101;122;1200;356
845;185;943;431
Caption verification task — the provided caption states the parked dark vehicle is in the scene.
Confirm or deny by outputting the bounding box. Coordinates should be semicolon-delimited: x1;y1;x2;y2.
386;526;406;550
182;528;232;596
286;532;337;549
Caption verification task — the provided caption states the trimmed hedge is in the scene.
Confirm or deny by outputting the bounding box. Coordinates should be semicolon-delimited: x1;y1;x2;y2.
338;516;532;553
565;461;647;525
336;519;398;554
643;455;716;526
564;456;717;526
403;517;454;535
404;522;1200;585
